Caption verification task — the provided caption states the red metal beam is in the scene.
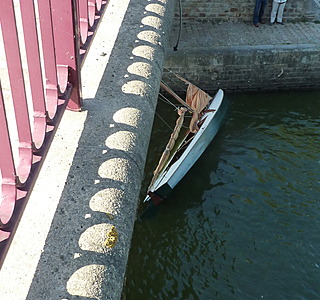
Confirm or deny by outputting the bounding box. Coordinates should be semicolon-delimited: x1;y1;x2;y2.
37;0;59;121
0;86;17;229
0;0;33;185
20;0;47;150
50;0;82;111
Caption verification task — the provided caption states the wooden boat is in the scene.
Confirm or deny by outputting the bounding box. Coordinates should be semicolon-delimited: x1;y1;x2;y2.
144;75;228;205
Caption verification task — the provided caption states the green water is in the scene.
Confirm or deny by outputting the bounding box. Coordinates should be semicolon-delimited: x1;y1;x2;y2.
123;90;320;300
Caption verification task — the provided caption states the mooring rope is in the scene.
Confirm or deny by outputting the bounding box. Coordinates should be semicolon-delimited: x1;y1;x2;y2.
173;0;182;51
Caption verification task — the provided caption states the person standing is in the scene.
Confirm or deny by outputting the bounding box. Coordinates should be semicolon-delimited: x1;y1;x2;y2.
270;0;287;25
253;0;268;27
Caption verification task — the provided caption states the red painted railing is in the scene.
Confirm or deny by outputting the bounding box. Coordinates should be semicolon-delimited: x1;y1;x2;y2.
0;0;107;256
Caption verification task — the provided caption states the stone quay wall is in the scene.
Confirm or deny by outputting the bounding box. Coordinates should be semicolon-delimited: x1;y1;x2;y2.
164;20;320;93
164;44;320;93
176;0;320;23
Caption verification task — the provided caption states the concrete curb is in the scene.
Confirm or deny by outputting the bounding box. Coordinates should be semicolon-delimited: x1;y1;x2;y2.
0;0;175;299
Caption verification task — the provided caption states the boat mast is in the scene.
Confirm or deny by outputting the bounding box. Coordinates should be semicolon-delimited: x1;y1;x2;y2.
160;81;194;113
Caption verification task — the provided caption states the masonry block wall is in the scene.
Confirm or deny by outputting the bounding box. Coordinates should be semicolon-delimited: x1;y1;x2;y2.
164;45;320;93
165;0;320;93
177;0;316;23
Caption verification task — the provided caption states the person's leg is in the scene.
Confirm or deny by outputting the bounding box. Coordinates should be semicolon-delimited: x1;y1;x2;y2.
270;1;279;24
253;0;262;25
258;0;268;23
276;2;286;23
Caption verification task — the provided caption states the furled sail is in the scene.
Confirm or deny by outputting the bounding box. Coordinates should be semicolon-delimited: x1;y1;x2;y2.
148;107;187;190
186;83;212;133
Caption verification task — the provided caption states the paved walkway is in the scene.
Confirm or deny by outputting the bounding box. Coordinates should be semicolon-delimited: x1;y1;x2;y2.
170;21;320;49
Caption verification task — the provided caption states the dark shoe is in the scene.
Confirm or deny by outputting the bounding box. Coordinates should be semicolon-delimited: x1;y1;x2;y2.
254;23;259;27
269;22;274;26
276;21;284;25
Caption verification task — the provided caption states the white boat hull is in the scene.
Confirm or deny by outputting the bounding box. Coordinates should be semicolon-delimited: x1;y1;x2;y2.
145;89;227;203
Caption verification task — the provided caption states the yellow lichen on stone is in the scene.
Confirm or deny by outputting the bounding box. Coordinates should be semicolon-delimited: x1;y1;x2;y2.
104;225;118;248
106;213;114;220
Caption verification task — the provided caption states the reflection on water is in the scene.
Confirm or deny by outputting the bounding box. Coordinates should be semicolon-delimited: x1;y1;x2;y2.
123;90;320;300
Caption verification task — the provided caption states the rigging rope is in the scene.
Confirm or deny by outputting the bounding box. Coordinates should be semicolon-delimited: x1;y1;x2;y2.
155;111;174;131
162;68;188;92
173;0;182;51
157;93;190;130
159;93;179;110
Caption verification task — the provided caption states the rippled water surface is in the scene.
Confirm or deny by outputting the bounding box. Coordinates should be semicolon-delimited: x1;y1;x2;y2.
123;91;320;300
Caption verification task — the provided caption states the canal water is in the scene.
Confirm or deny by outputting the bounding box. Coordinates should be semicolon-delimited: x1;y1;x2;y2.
123;90;320;300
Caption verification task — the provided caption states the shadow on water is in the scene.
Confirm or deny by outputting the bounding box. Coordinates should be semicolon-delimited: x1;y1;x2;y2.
124;89;320;300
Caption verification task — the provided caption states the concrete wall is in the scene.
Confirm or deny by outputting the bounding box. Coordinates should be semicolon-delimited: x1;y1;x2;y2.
177;0;317;23
164;44;320;93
